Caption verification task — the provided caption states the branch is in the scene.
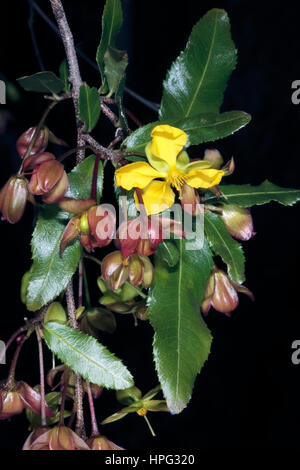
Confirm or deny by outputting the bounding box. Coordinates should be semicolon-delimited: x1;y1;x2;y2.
82;134;120;166
49;0;85;164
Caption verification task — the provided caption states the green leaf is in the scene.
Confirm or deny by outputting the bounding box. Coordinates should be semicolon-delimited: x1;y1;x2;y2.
26;205;81;312
114;184;138;217
104;46;128;98
96;0;123;94
26;156;103;311
17;71;65;94
156;241;179;267
204;180;300;207
66;154;103;202
78;84;101;132
159;9;237;120
124;111;250;154
148;238;213;414
204;212;245;283
59;59;70;92
44;322;133;389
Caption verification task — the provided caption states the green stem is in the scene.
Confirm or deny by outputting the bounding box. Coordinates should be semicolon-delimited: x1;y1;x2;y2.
82;261;91;309
143;414;156;437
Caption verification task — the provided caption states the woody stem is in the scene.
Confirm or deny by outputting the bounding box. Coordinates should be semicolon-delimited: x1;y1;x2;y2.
36;328;47;426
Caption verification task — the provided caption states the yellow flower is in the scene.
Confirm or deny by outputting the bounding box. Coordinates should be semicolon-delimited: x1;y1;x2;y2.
115;125;224;215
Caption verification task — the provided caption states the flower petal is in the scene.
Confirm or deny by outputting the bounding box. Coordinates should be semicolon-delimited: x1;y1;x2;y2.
175;150;190;169
185;168;224;189
184;159;213;173
145;143;169;174
134;180;175;215
150;125;187;169
115;162;162;190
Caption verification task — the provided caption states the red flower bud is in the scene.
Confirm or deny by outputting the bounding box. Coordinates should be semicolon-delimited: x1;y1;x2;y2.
17;127;48;158
180;183;201;215
22;151;56;172
28;160;68;204
23;425;89;450
202;268;254;316
0;381;54;419
204;149;224;169
0;176;28;223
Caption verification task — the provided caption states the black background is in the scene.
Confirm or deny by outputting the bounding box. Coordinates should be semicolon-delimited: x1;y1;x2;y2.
1;0;300;450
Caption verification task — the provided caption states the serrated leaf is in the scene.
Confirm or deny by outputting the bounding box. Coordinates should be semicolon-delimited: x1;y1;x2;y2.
157;241;179;267
159;9;237;120
124;111;250;154
148;238;213;414
204;212;245;283
17;71;65;94
59;59;70;92
96;0;123;94
78;84;101;132
44;322;133;389
204;180;300;207
26;156;103;311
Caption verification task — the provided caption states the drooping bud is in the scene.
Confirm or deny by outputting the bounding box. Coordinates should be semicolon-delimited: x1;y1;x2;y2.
60;215;81;253
59;197;96;214
17;127;48;158
28;160;68;204
23;425;89;450
44;302;67;325
202;268;254;316
86;435;124;450
0;176;28;223
101;251;152;290
180;183;201;215
0;381;54;419
204;149;224;169
23;427;52;450
219;203;255;241
87;205;116;248
22;151;56;172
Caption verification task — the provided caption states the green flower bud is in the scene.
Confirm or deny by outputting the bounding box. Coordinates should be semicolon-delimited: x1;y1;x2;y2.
116;385;142;405
44;302;67;325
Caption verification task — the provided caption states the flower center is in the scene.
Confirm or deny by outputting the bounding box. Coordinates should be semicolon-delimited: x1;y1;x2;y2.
167;169;186;190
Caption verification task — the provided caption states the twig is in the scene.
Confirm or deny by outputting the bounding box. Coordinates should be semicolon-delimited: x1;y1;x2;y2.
0;326;26;364
28;0;45;71
36;328;47;426
50;0;85;164
78;259;83;309
65;281;85;437
32;1;160;112
86;382;100;438
6;335;27;389
82;134;120;165
101;102;119;126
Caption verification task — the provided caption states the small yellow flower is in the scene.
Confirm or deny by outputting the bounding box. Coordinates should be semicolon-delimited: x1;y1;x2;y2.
115;125;224;215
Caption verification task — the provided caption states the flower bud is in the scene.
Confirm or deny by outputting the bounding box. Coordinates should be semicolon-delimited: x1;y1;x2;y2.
0;176;28;223
87;205;115;248
60;215;81;253
180;183;201;215
204;149;224;169
23;427;51;450
0;381;54;419
22;151;56;172
86;435;124;450
28;160;68;204
23;425;89;450
44;302;67;325
219;203;254;241
17;127;48;158
202;268;254;316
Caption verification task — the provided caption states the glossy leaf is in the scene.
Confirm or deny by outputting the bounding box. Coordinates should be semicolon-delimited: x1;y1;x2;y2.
156;241;179;267
17;71;65;94
26;156;103;311
124;111;250;154
78;84;101;132
204;212;245;283
96;0;123;94
204;180;300;207
104;46;128;98
44;322;133;389
159;9;237;120
148;238;213;414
